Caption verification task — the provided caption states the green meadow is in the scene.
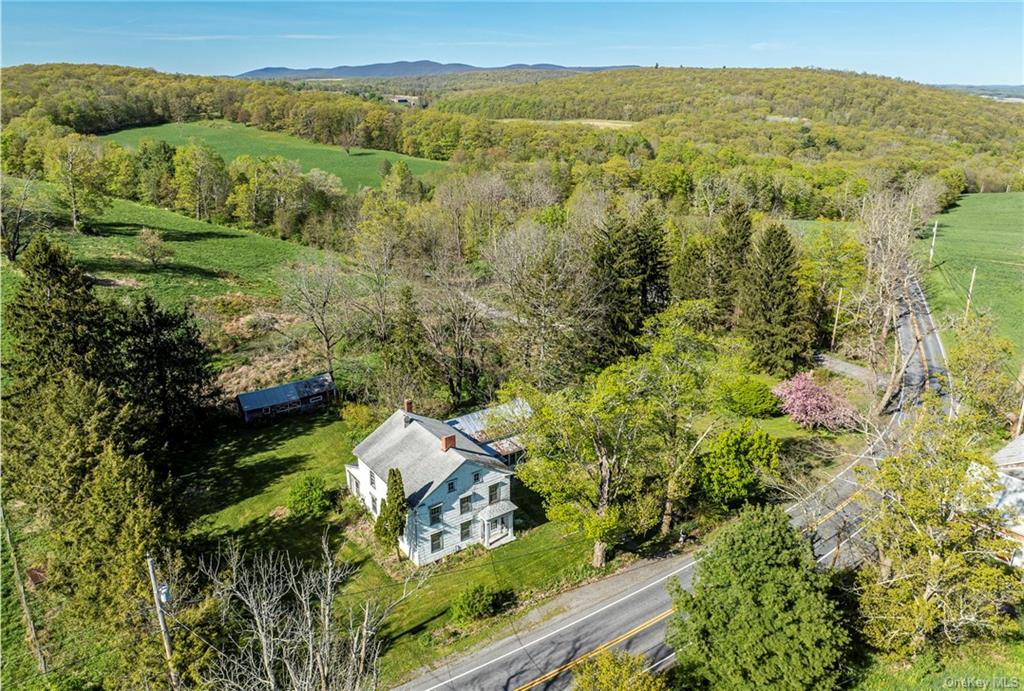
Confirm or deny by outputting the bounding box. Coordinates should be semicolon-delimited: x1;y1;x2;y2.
100;119;448;191
921;192;1024;368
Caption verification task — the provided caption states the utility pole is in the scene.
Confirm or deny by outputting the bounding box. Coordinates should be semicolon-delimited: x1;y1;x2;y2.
1014;394;1024;439
830;287;844;350
928;220;938;267
146;555;179;690
964;265;977;320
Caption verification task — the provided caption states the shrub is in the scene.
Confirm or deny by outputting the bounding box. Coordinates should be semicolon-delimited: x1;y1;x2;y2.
288;474;331;517
719;375;778;418
773;372;858;431
700;422;780;509
574;650;668;691
450;584;514;625
135;227;174;267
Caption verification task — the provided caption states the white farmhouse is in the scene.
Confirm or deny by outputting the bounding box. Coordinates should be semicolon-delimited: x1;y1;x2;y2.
345;400;527;566
993;435;1024;567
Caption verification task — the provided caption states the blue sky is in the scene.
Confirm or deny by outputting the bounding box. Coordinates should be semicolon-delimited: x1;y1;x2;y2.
2;2;1021;83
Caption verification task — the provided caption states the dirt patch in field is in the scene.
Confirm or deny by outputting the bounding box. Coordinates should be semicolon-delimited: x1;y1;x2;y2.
216;346;320;399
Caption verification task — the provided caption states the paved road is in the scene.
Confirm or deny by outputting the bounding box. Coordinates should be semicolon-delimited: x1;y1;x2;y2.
400;276;948;691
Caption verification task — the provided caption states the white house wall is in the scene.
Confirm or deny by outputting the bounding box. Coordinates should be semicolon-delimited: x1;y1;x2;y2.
405;462;512;565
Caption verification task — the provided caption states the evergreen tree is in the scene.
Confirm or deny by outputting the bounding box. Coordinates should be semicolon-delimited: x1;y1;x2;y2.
374;468;408;559
707;202;753;325
3;235;114;396
116;295;214;465
738;223;812;374
667;504;848;689
591;206;668;361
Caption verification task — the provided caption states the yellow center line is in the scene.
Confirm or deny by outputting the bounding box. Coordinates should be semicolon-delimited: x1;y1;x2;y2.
809;489;864;530
512;608;674;691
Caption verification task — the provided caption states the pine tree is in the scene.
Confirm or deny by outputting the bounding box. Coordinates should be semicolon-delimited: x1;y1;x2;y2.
4;235;113;396
667;504;848;689
117;295;213;464
738;223;811;374
707;202;753;325
374;468;408;559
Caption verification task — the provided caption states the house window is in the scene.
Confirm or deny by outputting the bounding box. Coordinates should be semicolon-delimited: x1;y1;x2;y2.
351;477;360;496
460;496;471;514
309;395;323;404
431;532;443;553
370;496;377;514
429;504;442;525
473;471;481;484
489;483;502;505
461;521;472;541
369;473;376;489
447;479;457;493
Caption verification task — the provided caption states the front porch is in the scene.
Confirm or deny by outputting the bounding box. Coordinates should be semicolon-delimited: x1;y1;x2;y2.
478;499;517;548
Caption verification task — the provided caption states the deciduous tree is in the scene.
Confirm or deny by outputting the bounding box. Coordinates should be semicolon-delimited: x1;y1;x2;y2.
857;398;1023;656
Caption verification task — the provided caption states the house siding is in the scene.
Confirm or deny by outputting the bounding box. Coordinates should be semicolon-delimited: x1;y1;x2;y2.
350;457;512;566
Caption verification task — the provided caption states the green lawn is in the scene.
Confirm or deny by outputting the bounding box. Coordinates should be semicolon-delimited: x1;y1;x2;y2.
100;120;448;191
921;192;1024;368
185;409;593;685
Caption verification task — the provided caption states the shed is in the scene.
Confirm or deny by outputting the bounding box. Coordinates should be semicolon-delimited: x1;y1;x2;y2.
236;373;336;423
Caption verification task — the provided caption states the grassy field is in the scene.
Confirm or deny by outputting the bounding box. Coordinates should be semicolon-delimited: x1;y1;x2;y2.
101;120;448;191
921;192;1024;368
1;184;319;308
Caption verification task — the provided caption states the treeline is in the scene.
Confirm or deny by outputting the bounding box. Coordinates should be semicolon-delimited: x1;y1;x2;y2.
6;64;1019;222
438;66;1024;149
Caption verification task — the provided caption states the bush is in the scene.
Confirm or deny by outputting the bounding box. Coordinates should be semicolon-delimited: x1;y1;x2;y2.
288;474;331;517
719;376;778;418
449;584;514;625
773;372;858;431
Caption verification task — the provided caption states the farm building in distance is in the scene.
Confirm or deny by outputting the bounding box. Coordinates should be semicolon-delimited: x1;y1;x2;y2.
236;373;336;423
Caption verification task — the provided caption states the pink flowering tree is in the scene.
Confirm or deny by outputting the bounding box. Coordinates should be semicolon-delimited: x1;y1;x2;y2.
772;372;859;431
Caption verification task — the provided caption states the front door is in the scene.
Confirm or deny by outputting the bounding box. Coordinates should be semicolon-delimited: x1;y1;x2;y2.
489;515;508;543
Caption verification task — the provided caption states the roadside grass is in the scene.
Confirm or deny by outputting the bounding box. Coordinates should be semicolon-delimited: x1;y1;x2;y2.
851;639;1024;690
100;120;448;191
920;192;1024;369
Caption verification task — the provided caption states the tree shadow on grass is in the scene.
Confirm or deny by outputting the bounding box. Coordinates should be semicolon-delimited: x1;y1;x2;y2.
181;412;337;519
510;479;548;531
90;219;239;243
79;255;231;282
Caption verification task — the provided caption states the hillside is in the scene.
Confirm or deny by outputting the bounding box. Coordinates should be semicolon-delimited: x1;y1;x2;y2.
437;67;1024;150
101;120;448;190
238;60;634;79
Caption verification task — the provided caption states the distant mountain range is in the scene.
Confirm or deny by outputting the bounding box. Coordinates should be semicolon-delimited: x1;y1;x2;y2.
237;60;635;80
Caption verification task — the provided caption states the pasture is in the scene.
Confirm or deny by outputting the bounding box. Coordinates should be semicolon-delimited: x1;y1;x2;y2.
100;120;448;191
921;192;1024;367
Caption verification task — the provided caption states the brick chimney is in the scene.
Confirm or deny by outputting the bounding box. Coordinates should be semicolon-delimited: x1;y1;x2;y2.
441;434;456;452
403;398;414;413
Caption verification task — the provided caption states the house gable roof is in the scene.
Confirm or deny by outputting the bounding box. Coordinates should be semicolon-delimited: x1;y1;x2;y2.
353;410;510;507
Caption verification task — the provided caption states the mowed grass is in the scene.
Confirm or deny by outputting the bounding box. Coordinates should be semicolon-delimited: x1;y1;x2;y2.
921;192;1024;367
101;120;448;191
186;409;592;685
